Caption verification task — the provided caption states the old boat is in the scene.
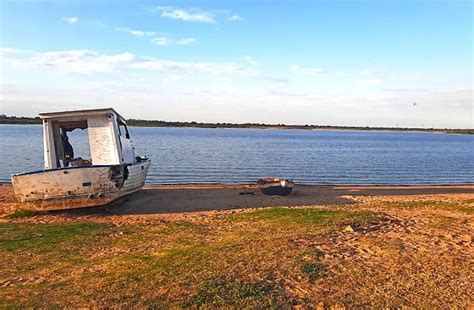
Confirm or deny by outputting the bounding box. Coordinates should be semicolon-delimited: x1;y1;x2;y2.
257;178;294;196
11;108;151;211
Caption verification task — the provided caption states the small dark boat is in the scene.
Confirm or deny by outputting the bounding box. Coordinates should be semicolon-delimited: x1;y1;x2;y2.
257;178;294;196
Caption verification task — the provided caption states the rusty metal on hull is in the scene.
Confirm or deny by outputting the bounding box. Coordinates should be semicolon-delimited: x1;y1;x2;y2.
11;108;151;211
108;165;128;189
19;194;117;211
11;161;150;211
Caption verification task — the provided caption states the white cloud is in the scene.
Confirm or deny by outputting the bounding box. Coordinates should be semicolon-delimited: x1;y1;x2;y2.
3;83;472;128
291;64;327;74
151;37;169;46
61;17;78;24
359;69;374;76
164;74;186;82
227;15;243;22
176;38;197;45
5;49;257;75
0;47;31;54
156;6;215;23
244;56;259;65
115;27;155;37
362;78;384;85
8;50;135;74
131;58;242;75
382;88;428;93
357;69;384;85
130;30;145;37
269;89;307;97
257;76;288;84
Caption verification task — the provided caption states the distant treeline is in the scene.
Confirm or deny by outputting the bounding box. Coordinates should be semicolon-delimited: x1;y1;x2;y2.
0;115;42;124
1;114;472;134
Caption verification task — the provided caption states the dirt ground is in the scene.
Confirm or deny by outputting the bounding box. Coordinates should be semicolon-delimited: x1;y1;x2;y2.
0;184;473;308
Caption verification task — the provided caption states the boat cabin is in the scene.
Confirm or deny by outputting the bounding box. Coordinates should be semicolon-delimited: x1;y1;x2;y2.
12;108;150;210
39;108;136;169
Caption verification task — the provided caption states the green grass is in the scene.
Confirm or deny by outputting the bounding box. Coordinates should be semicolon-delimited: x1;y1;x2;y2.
152;221;210;236
386;200;474;215
5;209;38;219
235;207;375;226
186;278;287;308
298;247;327;283
462;208;474;215
0;208;388;307
0;222;108;252
1;197;472;308
301;262;327;283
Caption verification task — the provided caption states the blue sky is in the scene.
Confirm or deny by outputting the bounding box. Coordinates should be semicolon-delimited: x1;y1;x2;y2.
0;0;472;128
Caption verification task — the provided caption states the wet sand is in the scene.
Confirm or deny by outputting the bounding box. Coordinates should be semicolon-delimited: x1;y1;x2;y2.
1;183;473;217
105;184;474;215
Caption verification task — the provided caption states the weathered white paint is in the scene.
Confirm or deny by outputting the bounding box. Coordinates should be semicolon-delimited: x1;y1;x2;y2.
11;108;151;210
43;120;56;170
109;114;124;164
39;108;126;121
87;115;121;165
121;161;150;193
12;166;117;201
12;161;151;210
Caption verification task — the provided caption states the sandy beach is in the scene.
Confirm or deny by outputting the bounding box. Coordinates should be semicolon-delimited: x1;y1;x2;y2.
1;183;473;307
2;183;473;216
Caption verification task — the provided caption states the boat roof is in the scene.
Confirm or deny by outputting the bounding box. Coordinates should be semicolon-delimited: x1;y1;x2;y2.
39;108;126;123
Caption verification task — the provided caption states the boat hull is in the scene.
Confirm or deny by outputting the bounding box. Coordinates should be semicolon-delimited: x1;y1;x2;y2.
257;178;294;196
11;161;151;211
260;184;294;196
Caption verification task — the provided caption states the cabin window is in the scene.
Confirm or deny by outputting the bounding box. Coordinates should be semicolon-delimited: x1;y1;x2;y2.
55;121;92;168
117;121;135;164
65;128;91;163
45;113;125;169
118;122;130;139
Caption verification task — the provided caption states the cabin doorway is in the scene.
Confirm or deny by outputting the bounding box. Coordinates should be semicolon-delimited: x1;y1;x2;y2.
63;127;92;167
118;121;135;164
42;110;127;170
51;119;92;169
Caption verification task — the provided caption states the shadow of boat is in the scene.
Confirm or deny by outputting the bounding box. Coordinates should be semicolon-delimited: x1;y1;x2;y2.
51;184;474;217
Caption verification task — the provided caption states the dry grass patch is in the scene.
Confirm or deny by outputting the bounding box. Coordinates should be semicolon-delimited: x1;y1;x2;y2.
0;199;472;308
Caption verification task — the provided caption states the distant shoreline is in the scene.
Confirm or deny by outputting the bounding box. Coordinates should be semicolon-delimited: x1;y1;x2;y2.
0;115;472;134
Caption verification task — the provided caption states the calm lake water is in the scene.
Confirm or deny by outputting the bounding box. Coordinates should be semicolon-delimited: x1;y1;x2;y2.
0;124;472;185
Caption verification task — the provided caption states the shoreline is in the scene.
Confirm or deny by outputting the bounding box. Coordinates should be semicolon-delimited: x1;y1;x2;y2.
1;183;473;216
2;182;474;188
1;118;472;134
